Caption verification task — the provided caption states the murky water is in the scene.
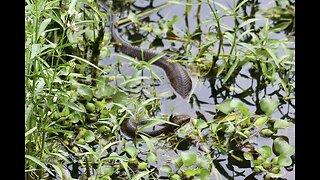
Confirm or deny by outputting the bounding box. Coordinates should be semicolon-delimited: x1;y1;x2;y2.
99;0;295;179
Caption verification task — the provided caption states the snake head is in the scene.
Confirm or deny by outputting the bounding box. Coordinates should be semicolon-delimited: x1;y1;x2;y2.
170;114;191;126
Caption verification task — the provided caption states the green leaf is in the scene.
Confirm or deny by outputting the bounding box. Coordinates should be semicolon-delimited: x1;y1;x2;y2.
278;154;292;167
125;146;138;158
260;97;279;115
38;18;51;40
140;134;157;154
83;130;95;143
77;85;93;101
273;119;291;129
185;167;199;178
215;99;233;114
49;163;63;179
31;44;41;59
181;151;197;167
62;102;86;113
112;91;129;105
98;84;115;97
243;152;254;161
254;116;269;127
195;119;208;130
160;165;172;174
171;157;183;168
196;157;211;169
147;152;158;163
25;155;54;176
132;170;150;180
273;137;294;155
257;145;272;159
199;168;210;180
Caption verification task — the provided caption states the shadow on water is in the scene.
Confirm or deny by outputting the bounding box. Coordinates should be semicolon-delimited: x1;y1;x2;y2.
95;0;295;179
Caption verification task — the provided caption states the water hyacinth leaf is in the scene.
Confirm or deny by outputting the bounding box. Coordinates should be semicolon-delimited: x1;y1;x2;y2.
138;162;148;170
112;91;129;105
199;168;211;180
160;165;173;174
98;84;115;97
185;167;199;178
101;166;114;176
195;119;208;130
243;152;254;161
260;97;279;115
77;85;93;101
147;152;158;163
172;157;183;168
273;119;291;129
196;157;210;169
83;129;95;143
181;151;197;167
278;154;292;167
254;116;269;127
125;146;138;158
273;137;295;155
215;99;233;114
257;145;272;159
171;174;181;180
268;171;284;178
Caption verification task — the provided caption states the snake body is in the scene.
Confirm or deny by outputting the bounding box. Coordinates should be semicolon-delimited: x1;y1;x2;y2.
120;115;190;138
110;11;192;99
98;1;191;138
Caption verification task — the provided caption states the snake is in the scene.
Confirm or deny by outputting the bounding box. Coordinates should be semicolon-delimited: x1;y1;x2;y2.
98;0;192;138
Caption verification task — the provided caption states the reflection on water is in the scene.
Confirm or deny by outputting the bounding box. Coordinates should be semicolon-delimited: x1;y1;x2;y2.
98;0;295;179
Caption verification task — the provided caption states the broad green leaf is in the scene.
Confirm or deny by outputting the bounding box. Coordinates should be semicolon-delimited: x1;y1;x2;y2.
257;145;272;159
243;152;254;161
215;99;233;114
273;137;294;155
83;130;95;143
98;84;115;97
195;119;208;130
147;152;158;163
112;91;129;105
181;151;197;167
125;146;138;158
160;165;172;174
254;116;269;127
196;157;210;169
100;166;114;176
278;154;292;167
185;167;199;178
273;119;291;129
77;85;93;101
260;97;279;115
171;157;183;168
199;168;210;180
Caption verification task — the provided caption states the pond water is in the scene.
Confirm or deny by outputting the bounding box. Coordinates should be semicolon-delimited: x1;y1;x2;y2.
99;0;295;179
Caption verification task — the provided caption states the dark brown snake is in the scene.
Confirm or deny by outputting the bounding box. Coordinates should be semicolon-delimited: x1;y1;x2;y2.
99;1;191;138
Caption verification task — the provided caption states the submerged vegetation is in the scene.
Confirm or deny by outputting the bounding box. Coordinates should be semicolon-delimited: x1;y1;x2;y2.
25;0;294;179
